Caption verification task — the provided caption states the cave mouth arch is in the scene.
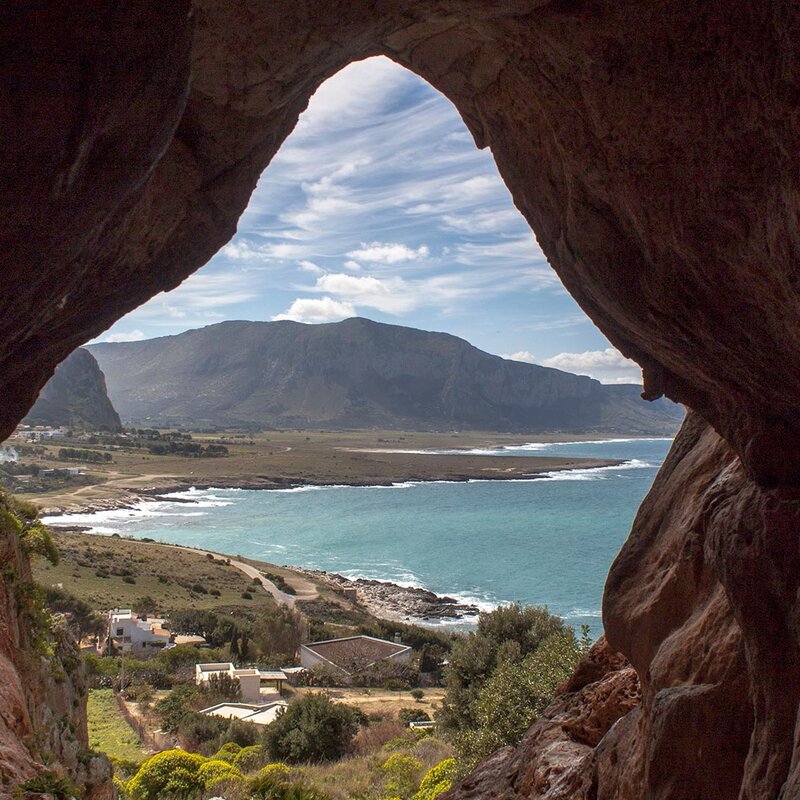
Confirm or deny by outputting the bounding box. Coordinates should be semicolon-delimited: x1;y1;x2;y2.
2;4;800;797
4;2;797;487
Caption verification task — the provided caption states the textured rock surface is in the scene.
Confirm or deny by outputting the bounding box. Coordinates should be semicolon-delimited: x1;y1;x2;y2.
1;2;800;797
89;318;682;433
0;504;112;798
24;348;121;431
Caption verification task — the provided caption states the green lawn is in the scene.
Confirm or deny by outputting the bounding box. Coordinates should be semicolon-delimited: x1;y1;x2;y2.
87;689;149;764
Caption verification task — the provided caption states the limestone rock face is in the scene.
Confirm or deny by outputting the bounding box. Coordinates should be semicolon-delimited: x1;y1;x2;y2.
1;2;800;797
0;510;111;798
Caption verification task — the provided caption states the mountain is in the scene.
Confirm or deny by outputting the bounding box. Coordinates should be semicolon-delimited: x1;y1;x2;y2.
24;348;122;431
88;318;684;434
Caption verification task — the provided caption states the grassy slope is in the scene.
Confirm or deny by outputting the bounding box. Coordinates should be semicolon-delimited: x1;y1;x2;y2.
34;530;280;613
87;689;148;764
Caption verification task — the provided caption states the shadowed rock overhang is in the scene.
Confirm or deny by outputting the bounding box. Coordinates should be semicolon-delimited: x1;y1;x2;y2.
1;2;799;797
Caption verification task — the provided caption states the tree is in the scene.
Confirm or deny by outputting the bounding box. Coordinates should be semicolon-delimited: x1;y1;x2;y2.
438;603;571;736
456;632;582;767
254;605;307;661
265;693;359;764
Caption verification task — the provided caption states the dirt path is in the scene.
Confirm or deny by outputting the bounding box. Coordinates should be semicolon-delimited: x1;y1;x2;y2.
158;542;316;608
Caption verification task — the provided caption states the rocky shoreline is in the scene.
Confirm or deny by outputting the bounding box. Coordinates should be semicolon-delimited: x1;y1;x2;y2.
297;568;483;623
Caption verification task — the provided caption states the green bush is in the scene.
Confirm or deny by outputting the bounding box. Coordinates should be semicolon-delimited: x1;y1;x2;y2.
265;693;359;764
126;750;205;800
439;603;573;737
399;708;430;724
381;753;423;799
198;758;241;788
233;743;268;772
413;758;458;800
213;741;243;764
456;632;581;766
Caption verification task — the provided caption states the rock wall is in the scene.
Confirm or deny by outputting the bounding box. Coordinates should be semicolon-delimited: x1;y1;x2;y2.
0;503;111;798
1;2;799;798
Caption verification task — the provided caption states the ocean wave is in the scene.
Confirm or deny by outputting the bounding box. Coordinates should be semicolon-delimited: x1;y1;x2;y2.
538;458;654;481
562;607;602;619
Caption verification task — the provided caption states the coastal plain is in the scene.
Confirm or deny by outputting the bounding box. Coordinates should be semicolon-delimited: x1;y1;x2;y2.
26;429;621;514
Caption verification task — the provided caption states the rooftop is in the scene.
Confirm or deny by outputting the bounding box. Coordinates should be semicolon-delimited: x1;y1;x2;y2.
302;635;411;671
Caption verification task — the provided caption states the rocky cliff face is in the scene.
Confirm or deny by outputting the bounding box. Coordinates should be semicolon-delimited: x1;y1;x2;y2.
1;2;799;798
24;348;121;431
88;318;682;433
0;498;111;798
446;410;792;799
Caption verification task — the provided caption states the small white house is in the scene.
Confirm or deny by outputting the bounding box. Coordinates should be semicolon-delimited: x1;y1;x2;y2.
108;609;171;653
195;662;287;703
199;701;287;726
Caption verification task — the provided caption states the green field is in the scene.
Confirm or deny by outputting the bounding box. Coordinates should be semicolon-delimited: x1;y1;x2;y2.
87;689;149;764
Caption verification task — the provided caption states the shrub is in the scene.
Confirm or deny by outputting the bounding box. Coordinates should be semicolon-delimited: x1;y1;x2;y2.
126;750;205;800
213;741;243;764
455;632;581;767
399;708;431;724
17;772;78;800
192;583;208;594
198;758;241;788
265;693;359;764
381;753;423;799
413;758;458;800
242;591;253;600
233;744;269;772
439;603;572;737
410;689;424;701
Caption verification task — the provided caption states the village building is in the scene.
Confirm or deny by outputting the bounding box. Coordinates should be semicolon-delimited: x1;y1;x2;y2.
195;662;287;704
107;609;171;653
299;634;412;676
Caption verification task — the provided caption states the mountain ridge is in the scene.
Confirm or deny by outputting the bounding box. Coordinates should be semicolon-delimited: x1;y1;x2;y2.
88;318;683;434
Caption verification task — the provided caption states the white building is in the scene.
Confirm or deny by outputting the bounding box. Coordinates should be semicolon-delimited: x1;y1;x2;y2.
199;701;287;726
195;662;287;704
108;609;171;653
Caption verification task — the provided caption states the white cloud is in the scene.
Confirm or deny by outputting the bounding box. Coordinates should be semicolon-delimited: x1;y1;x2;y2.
501;351;536;364
346;242;430;265
539;348;642;384
272;297;355;323
298;260;324;274
105;329;146;343
344;260;362;272
307;272;478;316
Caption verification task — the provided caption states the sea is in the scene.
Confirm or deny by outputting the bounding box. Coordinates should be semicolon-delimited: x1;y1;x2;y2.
42;437;673;638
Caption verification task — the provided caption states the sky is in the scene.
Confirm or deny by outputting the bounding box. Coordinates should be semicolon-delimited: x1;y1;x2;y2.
100;57;641;385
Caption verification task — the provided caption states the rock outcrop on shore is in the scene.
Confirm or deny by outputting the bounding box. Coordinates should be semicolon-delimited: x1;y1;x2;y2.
302;570;480;622
1;3;800;797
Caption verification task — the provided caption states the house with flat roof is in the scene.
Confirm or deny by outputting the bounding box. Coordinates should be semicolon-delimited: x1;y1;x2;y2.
300;634;412;676
199;701;287;726
195;662;287;703
108;609;171;653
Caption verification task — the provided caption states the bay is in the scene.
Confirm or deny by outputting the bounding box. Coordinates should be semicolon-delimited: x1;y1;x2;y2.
43;437;673;637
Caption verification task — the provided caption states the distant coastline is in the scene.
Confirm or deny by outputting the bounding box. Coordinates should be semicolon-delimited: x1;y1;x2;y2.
37;456;623;516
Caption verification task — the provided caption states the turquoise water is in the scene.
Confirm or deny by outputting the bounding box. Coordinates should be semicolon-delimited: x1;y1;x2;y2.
43;438;672;637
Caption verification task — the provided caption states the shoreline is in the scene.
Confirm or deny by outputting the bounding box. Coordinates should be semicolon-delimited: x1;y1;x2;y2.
294;567;484;624
37;457;623;516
